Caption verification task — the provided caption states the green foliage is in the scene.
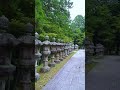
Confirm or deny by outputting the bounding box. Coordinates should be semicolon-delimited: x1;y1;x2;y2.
70;15;85;47
71;15;85;30
86;0;120;54
36;0;85;47
9;19;26;37
0;0;85;46
0;0;34;36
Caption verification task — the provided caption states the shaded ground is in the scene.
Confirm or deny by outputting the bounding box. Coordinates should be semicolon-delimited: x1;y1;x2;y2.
42;49;85;90
86;55;120;90
85;62;98;73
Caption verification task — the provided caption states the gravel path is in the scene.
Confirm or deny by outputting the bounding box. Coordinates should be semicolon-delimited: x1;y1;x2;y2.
42;50;85;90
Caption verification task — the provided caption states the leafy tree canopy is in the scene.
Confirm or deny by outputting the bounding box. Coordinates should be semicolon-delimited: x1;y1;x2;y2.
36;0;85;47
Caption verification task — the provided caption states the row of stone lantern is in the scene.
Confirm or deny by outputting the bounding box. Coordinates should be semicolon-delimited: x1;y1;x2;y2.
95;44;104;57
0;15;79;90
35;32;42;81
35;35;76;73
85;38;104;64
0;15;35;90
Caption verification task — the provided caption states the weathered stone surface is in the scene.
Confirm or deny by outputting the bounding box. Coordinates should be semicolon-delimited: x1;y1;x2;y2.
95;43;104;57
49;38;56;67
35;32;42;81
75;44;79;50
41;36;51;73
17;23;35;90
54;39;61;63
0;15;17;90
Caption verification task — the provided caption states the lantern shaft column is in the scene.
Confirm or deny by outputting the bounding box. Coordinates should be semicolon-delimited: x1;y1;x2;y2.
41;36;51;73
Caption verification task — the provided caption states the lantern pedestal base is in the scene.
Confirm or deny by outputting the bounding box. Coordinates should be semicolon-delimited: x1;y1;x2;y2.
54;60;60;64
59;58;63;61
49;62;56;67
35;73;40;81
40;66;50;73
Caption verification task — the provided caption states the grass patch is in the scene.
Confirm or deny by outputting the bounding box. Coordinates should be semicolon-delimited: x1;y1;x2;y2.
35;51;76;90
85;62;98;73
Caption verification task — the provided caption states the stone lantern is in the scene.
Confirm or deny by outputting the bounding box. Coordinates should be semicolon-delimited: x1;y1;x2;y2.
41;36;51;73
69;42;72;54
67;43;70;55
95;44;100;56
96;43;104;57
100;44;104;56
89;43;95;55
58;39;62;61
85;38;91;63
71;43;74;52
59;40;63;61
75;44;79;50
68;43;70;54
64;43;68;57
88;42;95;62
17;23;35;90
54;39;61;63
60;40;64;59
69;42;72;53
62;42;66;59
75;44;77;50
0;15;18;90
99;44;104;56
49;38;56;67
72;44;74;51
35;32;42;81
